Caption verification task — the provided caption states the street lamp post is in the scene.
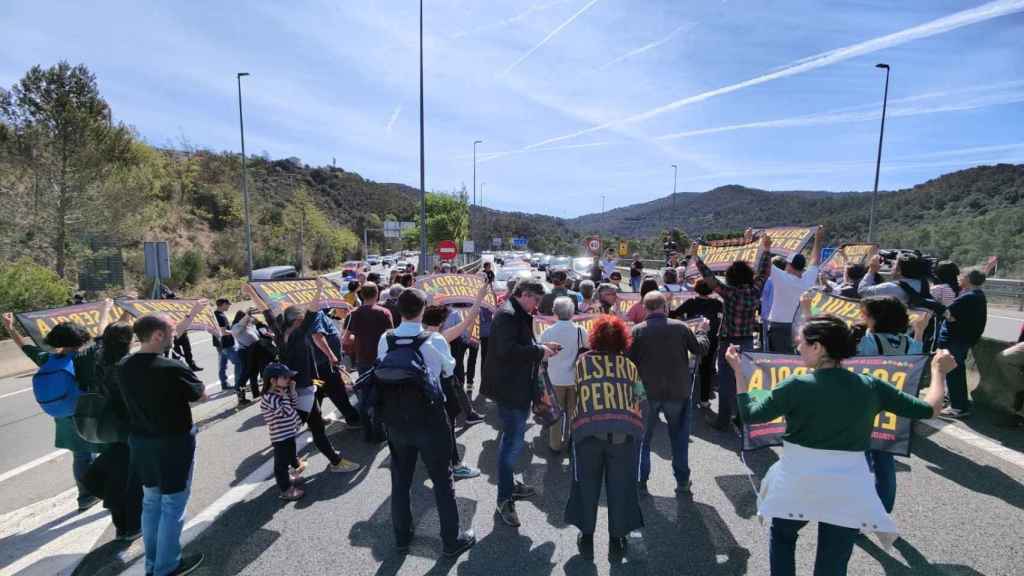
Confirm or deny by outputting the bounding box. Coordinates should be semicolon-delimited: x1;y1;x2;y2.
418;0;428;275
237;72;253;280
867;63;890;243
473;140;483;205
480;182;485;208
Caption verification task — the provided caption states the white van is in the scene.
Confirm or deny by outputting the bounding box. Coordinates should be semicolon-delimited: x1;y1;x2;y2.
251;265;298;280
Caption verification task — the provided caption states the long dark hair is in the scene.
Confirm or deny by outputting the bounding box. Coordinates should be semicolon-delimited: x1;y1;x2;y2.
100;323;134;365
933;261;960;297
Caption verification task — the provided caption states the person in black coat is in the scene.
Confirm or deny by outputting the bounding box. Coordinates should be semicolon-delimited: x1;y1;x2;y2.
481;279;560;528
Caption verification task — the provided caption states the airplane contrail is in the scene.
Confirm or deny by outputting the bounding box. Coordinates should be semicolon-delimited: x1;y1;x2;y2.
654;87;1024;141
596;22;694;71
473;141;611;163
500;0;602;77
451;0;572;40
385;105;402;134
520;0;1024;150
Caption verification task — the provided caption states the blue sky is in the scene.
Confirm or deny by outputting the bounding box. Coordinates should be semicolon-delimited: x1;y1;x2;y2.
2;0;1023;217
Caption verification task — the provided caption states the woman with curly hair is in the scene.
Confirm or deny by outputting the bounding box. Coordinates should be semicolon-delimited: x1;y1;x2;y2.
565;314;646;560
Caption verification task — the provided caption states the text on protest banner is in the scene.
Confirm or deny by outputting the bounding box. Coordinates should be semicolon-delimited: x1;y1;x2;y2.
696;240;762;273
116;300;217;333
534;314;601;339
736;352;927;455
570;352;646;439
248;279;349;315
446;306;482;341
754;226;817;261
15;301;127;349
792;288;932;336
820;243;878;280
415;273;497;310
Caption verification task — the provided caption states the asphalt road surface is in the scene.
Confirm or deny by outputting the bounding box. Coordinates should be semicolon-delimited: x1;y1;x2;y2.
1;272;1022;575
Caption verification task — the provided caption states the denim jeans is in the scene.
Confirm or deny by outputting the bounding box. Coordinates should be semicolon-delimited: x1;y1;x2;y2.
496;404;530;503
715;336;754;428
865;450;896;513
942;340;972;411
630;277;641;293
141;445;195;576
770;518;859;576
219;346;239;387
641;398;692;488
72;451;96;505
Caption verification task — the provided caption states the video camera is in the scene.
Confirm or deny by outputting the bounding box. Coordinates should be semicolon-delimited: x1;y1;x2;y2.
878;248;939;279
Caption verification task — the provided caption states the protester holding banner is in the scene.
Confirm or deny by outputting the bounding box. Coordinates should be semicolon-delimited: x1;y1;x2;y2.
930;260;961;307
825;263;867;299
565;315;645;559
539;297;588;453
724;316;955;576
4;301;115;512
213;298;238;392
482;279;560;528
937;269;988;419
765;227;824;353
670;278;723;409
859;252;932;305
629;291;709;496
692;232;772;433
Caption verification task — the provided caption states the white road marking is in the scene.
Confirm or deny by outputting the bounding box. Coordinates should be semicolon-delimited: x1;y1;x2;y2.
0;376;230;486
918;418;1024;471
0;387;32;400
0;487;110;576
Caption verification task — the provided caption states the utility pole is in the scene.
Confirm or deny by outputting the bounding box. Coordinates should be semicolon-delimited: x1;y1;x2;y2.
602;195;606;213
418;0;428;275
237;72;253;280
297;207;305;275
671;164;678;213
473;140;483;205
867;63;890;243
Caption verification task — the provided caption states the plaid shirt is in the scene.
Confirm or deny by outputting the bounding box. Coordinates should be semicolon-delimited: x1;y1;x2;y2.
696;250;771;339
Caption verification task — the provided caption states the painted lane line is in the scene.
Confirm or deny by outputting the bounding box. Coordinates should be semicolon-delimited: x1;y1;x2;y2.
917;418;1024;471
0;387;32;400
0;487;110;576
0;376;230;486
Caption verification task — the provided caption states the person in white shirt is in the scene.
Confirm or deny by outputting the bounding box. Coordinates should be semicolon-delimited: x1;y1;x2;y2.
766;226;824;353
600;249;618;282
539;297;587;452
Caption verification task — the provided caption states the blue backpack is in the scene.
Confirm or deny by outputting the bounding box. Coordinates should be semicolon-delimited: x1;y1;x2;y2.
32;354;81;418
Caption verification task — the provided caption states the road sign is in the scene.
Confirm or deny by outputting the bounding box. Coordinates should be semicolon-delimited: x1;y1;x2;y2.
492;237;502;248
437;240;458;261
618;240;629;258
586;236;601;255
383;221;415;238
463;240;476;253
143;242;171;279
511;237;528;249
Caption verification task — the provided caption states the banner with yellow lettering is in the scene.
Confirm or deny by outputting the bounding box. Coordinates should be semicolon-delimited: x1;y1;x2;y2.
117;300;217;333
15;301;126;349
571;352;647;439
820;243;878;280
736;352;927;455
754;226;816;262
695;240;762;273
415;273;497;310
248;279;348;315
792;289;932;337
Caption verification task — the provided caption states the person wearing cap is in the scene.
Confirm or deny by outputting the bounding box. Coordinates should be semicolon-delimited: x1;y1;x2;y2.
259;363;307;501
765;227;823;353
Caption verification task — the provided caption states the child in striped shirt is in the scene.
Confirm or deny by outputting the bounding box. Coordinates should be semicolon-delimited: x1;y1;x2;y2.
260;362;306;501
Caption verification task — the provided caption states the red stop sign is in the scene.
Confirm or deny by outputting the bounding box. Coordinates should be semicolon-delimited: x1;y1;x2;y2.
437;240;458;261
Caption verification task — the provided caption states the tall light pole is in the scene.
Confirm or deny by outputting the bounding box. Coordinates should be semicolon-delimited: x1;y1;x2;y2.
867;63;890;243
237;72;253;280
480;182;485;208
602;195;606;213
418;0;428;274
473;140;483;205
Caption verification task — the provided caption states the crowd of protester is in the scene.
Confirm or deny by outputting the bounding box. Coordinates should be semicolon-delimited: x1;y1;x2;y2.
3;227;1021;576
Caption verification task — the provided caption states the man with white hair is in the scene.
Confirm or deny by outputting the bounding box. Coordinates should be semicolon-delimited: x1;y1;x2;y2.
539;297;587;453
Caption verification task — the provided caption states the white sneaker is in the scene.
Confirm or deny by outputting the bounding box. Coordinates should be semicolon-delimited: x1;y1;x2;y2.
453;464;480;480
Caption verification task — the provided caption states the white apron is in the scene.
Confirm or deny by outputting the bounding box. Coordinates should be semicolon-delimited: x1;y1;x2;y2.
758;441;898;547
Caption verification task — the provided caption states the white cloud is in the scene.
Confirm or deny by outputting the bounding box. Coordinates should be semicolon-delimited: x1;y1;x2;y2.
595;22;694;72
385;105;402;135
500;0;602;77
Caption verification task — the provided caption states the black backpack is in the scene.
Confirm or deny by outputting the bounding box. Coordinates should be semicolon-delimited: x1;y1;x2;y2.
897;281;945;351
358;332;446;433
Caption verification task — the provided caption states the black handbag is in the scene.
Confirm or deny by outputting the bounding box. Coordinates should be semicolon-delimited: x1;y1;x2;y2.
73;392;128;444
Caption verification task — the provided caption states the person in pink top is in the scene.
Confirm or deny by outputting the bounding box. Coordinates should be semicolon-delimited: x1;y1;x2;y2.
627;279;660;324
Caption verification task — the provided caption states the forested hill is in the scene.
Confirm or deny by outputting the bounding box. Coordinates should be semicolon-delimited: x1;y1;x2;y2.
567;164;1024;275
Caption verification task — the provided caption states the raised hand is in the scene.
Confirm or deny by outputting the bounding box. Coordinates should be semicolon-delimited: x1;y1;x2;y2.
2;312;14;331
933;349;957;375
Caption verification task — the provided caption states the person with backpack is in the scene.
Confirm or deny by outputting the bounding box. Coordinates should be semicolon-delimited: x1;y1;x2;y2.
371;288;476;558
4;302;116;512
937;269;988;419
851;296;928;514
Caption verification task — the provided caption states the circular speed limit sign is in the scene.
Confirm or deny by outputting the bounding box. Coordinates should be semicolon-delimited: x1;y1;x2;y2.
586;236;601;255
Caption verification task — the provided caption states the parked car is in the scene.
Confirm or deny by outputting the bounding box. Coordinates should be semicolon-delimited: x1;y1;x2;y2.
546;256;572;282
367;254;381;266
251;265;298;281
493;265;533;292
569;257;594;283
538;255;553;271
